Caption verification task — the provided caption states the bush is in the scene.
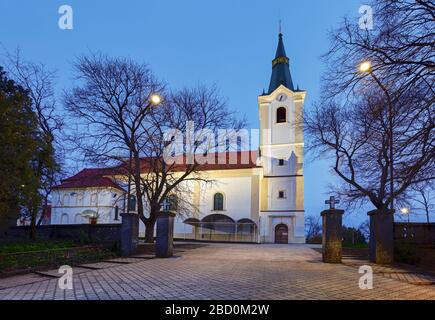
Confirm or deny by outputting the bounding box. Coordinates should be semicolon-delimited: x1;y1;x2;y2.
307;234;322;244
394;241;421;265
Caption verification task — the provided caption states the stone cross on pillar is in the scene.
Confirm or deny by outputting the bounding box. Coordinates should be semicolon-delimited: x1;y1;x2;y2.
325;196;340;210
321;196;344;264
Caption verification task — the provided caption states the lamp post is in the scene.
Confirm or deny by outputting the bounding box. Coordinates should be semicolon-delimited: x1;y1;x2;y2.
400;207;410;223
359;61;394;211
126;93;163;214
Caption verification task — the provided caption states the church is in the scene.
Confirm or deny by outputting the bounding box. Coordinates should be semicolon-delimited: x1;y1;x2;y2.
50;33;306;244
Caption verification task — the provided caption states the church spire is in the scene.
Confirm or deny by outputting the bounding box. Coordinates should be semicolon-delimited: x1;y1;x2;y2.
268;33;295;94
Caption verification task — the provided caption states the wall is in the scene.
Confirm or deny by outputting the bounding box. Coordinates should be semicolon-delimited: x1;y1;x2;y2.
5;224;121;245
51;187;124;225
394;223;435;245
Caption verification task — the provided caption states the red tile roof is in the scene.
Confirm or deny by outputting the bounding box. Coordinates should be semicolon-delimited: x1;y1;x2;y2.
53;169;126;192
53;151;260;191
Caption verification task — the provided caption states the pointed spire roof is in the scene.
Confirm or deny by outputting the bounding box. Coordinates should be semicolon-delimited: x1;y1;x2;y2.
275;33;287;58
268;33;295;94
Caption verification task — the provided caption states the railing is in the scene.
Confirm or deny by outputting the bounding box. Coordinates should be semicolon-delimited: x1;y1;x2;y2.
180;222;259;243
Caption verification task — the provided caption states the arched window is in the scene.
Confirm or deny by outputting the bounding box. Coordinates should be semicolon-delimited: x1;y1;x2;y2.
168;195;178;211
213;193;224;211
61;213;69;224
74;213;82;224
128;195;136;212
277;107;287;123
62;194;70;206
202;214;234;232
77;193;84;206
70;192;77;206
162;195;178;211
90;193;98;206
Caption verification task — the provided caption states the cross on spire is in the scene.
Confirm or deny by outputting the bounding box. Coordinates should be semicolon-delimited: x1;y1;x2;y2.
279;19;282;34
325;196;340;209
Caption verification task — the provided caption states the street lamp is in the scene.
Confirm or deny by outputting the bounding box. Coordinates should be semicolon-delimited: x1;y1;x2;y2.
359;61;372;73
150;93;162;106
400;207;410;223
359;60;394;211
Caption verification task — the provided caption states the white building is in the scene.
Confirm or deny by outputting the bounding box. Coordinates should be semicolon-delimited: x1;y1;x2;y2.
51;33;306;244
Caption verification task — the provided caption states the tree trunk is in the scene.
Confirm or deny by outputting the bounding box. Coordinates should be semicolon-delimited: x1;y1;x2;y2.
29;207;37;240
144;221;154;243
143;205;160;243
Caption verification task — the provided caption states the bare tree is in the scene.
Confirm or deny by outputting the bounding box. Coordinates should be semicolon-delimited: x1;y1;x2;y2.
136;86;245;242
304;0;434;212
358;220;370;242
64;53;162;238
65;54;244;242
2;49;63;238
305;215;322;243
410;182;434;224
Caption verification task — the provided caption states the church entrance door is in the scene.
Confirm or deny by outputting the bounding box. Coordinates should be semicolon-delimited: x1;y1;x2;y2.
275;224;288;244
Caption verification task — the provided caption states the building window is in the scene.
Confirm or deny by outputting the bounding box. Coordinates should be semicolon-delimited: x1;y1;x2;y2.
77;193;84;206
74;213;82;224
278;190;286;199
90;193;98;206
278;159;285;166
277;107;287;123
62;194;70;206
128;195;136;212
162;195;178;211
213;193;224;211
61;213;69;224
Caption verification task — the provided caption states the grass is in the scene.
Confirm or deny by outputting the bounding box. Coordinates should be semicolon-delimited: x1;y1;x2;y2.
0;240;118;275
0;240;76;254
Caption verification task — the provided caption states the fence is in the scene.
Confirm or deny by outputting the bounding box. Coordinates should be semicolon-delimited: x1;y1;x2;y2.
179;221;259;243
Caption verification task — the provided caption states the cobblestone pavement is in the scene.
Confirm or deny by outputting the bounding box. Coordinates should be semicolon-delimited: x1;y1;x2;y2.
342;260;435;286
0;243;434;300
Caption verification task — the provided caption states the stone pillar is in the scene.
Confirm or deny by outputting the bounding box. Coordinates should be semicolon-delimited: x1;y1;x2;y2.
120;212;139;257
321;209;344;263
368;209;394;264
155;211;176;258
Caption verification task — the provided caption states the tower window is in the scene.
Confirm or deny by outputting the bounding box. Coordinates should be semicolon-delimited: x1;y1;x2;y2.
277;107;287;123
278;191;286;199
278;159;285;166
213;193;224;211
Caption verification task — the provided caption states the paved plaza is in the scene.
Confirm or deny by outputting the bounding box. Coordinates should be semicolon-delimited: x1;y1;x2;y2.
0;243;434;300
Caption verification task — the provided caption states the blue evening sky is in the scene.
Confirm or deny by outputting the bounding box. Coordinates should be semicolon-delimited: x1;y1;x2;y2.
1;0;382;227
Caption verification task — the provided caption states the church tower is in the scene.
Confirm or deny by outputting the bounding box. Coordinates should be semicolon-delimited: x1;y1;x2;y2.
258;33;306;243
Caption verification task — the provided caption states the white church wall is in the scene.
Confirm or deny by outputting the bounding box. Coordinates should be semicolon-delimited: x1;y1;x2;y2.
268;178;297;210
198;176;253;222
294;213;305;240
51;188;123;225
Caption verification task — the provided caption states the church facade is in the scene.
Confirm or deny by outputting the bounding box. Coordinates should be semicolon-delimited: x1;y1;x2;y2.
50;33;306;244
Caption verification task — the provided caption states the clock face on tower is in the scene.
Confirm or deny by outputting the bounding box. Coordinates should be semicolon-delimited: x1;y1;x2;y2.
276;93;287;102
